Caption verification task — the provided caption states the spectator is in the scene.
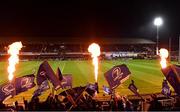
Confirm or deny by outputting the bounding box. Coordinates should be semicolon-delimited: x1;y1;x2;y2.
0;87;179;111
125;100;133;111
0;100;5;109
117;97;124;111
23;97;28;110
148;94;162;111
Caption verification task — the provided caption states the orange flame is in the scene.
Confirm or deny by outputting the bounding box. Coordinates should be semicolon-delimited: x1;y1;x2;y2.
159;48;168;69
7;42;23;81
88;43;101;82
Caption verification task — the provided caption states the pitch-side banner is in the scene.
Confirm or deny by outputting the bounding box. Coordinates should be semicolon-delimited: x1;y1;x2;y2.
104;64;131;89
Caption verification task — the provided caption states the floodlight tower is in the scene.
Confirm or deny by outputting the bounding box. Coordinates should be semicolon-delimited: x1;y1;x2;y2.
154;17;163;55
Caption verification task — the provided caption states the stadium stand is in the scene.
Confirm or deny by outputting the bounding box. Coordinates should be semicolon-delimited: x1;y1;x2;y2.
0;37;155;60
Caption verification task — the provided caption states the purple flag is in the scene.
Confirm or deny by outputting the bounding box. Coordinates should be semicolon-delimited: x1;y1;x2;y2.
128;81;140;97
86;83;97;96
87;83;96;91
61;75;72;89
102;85;112;95
36;61;48;86
161;79;171;97
0;83;15;101
104;64;131;89
161;64;180;96
65;91;77;108
0;74;36;101
37;61;61;90
56;67;63;81
33;80;50;98
15;74;36;94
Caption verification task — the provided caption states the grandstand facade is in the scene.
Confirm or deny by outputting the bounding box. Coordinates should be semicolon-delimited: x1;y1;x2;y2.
0;38;155;60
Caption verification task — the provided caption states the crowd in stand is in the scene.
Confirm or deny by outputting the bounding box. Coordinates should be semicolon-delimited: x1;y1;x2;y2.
0;92;179;111
0;43;154;53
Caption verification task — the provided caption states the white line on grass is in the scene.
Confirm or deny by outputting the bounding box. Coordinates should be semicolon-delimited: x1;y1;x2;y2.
61;61;66;72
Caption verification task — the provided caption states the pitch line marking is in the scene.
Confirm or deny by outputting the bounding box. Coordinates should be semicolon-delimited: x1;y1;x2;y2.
61;61;66;72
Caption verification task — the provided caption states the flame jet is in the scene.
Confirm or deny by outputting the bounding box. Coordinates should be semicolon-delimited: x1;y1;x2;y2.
88;43;101;82
7;42;23;81
159;48;169;69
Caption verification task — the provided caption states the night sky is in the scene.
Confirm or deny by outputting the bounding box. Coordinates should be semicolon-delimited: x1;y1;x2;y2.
0;0;180;47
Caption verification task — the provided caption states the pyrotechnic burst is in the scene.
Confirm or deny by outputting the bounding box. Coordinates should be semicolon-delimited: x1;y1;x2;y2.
88;43;101;82
159;48;169;69
7;42;23;81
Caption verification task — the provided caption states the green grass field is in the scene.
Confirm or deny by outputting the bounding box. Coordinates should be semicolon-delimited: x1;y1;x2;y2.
0;59;178;104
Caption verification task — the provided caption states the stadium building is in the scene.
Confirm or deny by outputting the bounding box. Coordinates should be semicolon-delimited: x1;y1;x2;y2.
0;37;155;60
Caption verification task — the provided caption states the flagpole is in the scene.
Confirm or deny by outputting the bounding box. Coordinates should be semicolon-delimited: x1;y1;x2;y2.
13;77;16;97
51;87;55;97
112;89;118;110
68;86;88;111
52;60;58;96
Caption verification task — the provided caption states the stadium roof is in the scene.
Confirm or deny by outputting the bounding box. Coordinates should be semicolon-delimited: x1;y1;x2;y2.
0;37;155;45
